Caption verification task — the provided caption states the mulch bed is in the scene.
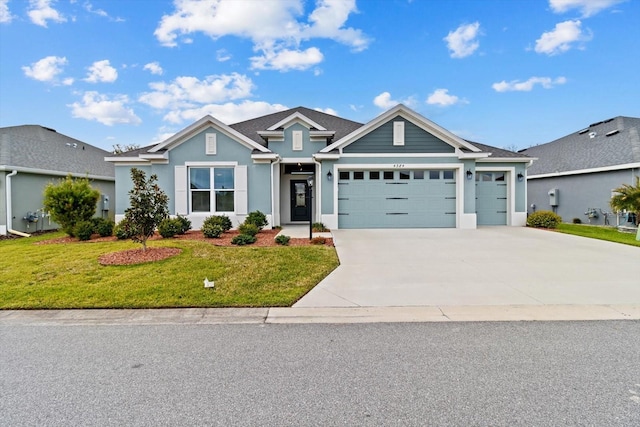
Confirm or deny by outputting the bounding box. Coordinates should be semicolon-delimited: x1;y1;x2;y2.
31;228;333;266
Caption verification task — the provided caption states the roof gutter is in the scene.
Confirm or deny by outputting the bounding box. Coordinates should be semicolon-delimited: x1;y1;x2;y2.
5;170;31;237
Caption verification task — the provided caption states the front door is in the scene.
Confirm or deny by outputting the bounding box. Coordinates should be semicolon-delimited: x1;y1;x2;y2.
290;180;309;221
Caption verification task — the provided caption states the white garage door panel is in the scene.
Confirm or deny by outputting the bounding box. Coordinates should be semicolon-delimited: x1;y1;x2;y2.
338;171;456;229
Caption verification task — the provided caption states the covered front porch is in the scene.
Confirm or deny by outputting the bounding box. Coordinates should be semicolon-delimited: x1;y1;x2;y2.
273;162;320;227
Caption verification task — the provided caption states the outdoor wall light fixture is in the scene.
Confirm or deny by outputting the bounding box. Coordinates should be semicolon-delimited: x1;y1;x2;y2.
517;172;524;182
327;170;333;181
466;170;473;180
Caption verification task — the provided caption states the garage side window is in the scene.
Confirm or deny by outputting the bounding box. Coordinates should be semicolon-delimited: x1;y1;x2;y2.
383;171;394;180
189;167;235;212
443;170;455;180
370;171;380;180
339;171;350;180
413;171;424;179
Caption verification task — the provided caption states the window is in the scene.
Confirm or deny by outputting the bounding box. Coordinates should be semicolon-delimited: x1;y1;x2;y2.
369;171;380;180
429;170;440;180
482;173;492;182
354;171;364;180
443;170;454;180
399;171;410;180
189;167;234;212
339;171;350;180
495;172;505;181
413;171;424;180
383;171;394;180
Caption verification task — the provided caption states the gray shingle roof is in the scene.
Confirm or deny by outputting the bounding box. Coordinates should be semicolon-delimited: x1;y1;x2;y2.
521;116;640;175
463;141;530;158
229;106;364;146
0;125;114;177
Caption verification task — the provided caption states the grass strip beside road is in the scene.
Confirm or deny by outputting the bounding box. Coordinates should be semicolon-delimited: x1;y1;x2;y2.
0;232;339;309
555;223;640;247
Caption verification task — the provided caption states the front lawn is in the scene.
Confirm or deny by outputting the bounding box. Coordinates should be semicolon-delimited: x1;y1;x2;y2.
555;223;640;247
0;232;339;309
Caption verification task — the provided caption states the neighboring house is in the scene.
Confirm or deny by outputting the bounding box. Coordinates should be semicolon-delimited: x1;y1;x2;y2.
522;116;640;226
106;105;531;230
0;125;115;236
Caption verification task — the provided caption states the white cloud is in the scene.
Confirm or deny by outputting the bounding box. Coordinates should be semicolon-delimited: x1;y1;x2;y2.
28;0;66;27
426;89;468;106
492;76;567;92
535;20;591;55
22;56;72;84
216;49;231;62
549;0;625;17
251;47;324;71
444;22;481;58
139;73;255;110
84;60;118;83
162;100;289;125
373;92;416;109
314;107;338;116
154;0;370;72
1;0;13;23
143;62;164;75
69;91;141;126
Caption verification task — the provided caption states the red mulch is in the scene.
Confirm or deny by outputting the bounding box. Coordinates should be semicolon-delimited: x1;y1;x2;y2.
34;229;333;266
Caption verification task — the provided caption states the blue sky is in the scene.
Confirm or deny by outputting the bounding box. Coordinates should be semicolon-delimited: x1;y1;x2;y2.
1;0;638;152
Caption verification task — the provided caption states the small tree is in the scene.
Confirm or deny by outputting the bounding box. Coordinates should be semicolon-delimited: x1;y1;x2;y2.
610;176;640;225
122;168;169;250
112;143;141;154
43;175;100;236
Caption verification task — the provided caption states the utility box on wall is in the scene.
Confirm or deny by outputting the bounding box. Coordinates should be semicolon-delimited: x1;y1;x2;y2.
101;194;110;211
548;188;559;207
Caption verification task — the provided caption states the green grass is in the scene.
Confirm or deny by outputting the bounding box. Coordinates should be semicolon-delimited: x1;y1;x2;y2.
554;223;640;247
0;232;339;309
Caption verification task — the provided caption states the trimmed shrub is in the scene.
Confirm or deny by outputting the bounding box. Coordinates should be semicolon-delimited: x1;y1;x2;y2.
114;219;132;240
275;235;290;246
203;215;232;233
176;214;192;234
572;217;582;224
158;218;182;238
527;210;562;229
92;217;114;237
238;222;259;237
310;236;327;245
312;222;328;232
245;210;268;230
43;175;100;237
202;223;224;238
74;221;95;241
231;234;257;245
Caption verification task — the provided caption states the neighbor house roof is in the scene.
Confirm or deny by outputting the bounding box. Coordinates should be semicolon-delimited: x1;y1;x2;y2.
521;116;640;175
0;125;114;178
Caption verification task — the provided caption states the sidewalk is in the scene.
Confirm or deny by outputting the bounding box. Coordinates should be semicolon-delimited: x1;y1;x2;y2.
2;304;639;326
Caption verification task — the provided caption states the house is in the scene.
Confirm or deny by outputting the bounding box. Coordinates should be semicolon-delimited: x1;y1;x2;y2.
0;125;115;236
106;105;531;230
521;116;640;226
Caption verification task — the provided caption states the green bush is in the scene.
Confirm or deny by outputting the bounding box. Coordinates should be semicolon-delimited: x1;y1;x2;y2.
175;214;192;234
231;234;257;245
275;235;290;245
527;210;562;229
312;222;328;232
158;218;182;238
238;223;259;237
572;217;582;224
202;222;224;238
74;221;95;241
91;217;114;237
245;210;268;230
114;219;132;240
43;175;100;237
203;215;232;233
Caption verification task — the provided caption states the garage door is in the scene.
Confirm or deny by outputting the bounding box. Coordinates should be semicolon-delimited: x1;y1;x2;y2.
338;170;457;228
476;172;508;225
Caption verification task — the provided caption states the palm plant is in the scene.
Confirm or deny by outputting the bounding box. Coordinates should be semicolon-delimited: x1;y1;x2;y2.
610;176;640;226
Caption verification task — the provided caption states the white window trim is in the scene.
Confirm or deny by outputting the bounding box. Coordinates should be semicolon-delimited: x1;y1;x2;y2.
188;166;236;214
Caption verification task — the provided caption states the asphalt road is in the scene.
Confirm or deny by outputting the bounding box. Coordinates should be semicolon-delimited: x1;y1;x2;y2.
1;321;639;426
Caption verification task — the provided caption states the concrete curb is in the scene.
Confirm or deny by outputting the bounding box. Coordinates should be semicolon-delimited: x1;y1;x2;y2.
1;305;640;326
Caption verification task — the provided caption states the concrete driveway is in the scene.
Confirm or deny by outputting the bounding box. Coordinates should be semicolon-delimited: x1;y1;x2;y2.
294;227;640;307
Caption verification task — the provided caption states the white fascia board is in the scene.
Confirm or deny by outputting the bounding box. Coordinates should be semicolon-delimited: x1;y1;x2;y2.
0;165;115;181
251;153;279;161
104;156;150;163
455;149;490;160
257;130;283;138
267;112;326;131
310;130;335;137
340;153;459;158
280;157;314;163
321;104;480;154
477;156;532;163
313;153;340;160
150;115;271;154
139;152;168;160
527;162;640;179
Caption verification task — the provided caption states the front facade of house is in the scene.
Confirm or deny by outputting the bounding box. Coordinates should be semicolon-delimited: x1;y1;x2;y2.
1;125;115;235
522;116;640;226
107;105;531;230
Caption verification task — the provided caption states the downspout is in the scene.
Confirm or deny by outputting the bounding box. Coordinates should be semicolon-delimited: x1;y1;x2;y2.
313;158;322;225
270;157;281;228
6;170;31;237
